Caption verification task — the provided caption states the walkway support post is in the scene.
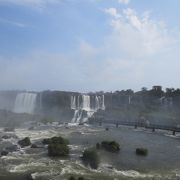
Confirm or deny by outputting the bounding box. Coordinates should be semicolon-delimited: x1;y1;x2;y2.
116;123;119;128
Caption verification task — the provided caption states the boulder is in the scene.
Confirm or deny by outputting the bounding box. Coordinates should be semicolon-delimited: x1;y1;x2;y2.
31;144;38;148
18;137;31;147
1;150;8;156
136;148;148;156
4;127;14;132
5;145;18;152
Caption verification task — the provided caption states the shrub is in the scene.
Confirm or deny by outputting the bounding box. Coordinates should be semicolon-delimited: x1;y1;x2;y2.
68;176;85;180
18;137;31;147
42;136;69;145
101;141;120;153
50;136;69;145
136;148;148;156
78;177;85;180
82;148;99;169
48;143;69;157
47;136;69;157
69;176;76;180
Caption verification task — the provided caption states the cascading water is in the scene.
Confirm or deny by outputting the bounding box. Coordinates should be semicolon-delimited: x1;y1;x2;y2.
13;92;37;114
82;95;91;111
71;94;105;123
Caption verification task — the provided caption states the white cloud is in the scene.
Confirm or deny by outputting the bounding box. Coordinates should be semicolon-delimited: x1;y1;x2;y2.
104;8;177;57
0;4;180;91
118;0;130;5
104;8;121;19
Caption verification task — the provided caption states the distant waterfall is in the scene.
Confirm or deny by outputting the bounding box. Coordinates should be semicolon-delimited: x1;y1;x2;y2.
13;92;37;114
82;95;91;111
71;94;105;123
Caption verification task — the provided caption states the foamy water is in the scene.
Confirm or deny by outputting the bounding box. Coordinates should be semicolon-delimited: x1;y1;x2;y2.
1;125;180;179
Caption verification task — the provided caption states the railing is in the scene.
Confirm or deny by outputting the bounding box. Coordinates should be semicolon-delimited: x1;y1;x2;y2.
92;119;180;133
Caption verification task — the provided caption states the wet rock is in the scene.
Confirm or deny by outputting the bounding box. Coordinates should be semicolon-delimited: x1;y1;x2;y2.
1;150;8;156
31;144;38;148
136;148;148;156
28;126;34;130
5;145;18;152
2;135;11;139
2;134;18;139
4;127;14;132
26;174;34;180
18;137;31;147
42;138;51;145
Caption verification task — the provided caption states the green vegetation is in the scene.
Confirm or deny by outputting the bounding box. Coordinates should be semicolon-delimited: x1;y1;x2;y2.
43;136;69;145
47;136;69;157
18;137;31;147
136;148;148;156
68;176;85;180
78;177;85;180
82;148;99;169
48;143;69;157
69;176;76;180
97;141;120;153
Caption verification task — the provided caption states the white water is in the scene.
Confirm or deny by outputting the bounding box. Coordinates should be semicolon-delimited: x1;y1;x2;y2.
71;94;105;123
13;92;37;114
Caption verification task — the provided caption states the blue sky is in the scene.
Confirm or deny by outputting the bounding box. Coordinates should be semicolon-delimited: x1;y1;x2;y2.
0;0;180;92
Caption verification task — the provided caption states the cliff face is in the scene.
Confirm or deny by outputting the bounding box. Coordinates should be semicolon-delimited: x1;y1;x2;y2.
38;91;74;121
0;88;180;125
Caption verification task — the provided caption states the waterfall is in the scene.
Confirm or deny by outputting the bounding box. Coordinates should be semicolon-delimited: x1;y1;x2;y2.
102;95;105;110
128;95;131;105
71;96;76;110
82;95;91;111
71;94;105;123
13;92;37;114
